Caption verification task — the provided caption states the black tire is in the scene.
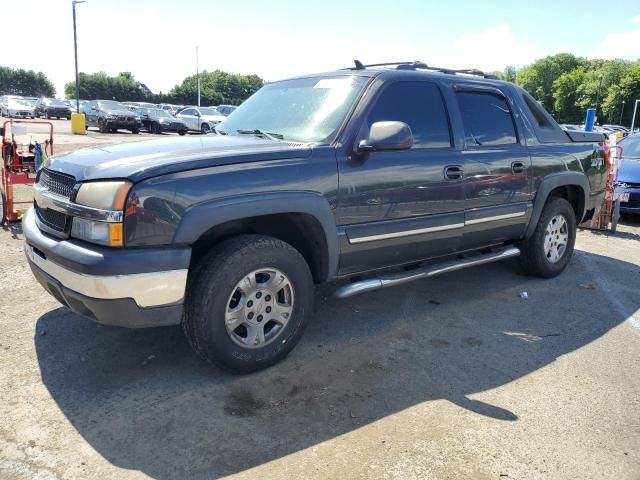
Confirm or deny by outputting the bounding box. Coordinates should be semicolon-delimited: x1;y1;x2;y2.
151;123;160;134
518;197;576;278
200;123;210;134
98;119;109;133
110;128;117;133
131;127;140;134
182;235;314;374
178;130;186;136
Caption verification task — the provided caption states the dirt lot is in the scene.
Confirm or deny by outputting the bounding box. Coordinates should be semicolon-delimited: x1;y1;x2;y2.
1;128;639;479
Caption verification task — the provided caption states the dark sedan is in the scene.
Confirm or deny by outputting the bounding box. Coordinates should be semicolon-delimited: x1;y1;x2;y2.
617;134;640;214
35;98;71;119
135;108;188;135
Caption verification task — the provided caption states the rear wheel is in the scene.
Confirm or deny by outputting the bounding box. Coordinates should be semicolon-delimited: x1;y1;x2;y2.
182;235;314;373
131;127;140;134
519;197;576;278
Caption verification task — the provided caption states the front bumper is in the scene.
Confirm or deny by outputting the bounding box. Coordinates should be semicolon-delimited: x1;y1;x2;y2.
620;188;640;214
23;208;191;328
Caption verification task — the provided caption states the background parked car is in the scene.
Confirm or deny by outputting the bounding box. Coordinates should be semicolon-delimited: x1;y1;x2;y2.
216;104;237;116
134;107;188;135
616;133;640;215
176;106;225;133
1;97;35;118
85;99;142;134
35;98;72;119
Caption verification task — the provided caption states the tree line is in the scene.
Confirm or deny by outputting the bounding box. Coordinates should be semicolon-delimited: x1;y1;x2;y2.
495;54;640;126
3;55;640;124
63;70;264;106
0;66;55;97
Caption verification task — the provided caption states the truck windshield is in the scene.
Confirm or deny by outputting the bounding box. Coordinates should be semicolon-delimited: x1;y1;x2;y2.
217;75;368;143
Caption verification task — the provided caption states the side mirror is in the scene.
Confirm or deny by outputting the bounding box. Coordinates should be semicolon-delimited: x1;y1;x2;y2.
91;106;96;111
358;121;413;153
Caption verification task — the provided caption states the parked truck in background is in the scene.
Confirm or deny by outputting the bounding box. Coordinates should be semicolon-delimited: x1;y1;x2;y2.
23;61;608;373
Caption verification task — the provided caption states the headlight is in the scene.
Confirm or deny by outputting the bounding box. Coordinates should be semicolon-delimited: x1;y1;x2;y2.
105;114;115;119
71;181;131;247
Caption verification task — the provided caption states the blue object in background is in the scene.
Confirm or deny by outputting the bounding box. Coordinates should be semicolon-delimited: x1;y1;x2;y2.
584;108;596;131
34;143;42;171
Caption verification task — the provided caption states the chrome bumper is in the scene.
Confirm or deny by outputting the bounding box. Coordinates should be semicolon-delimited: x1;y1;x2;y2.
24;243;188;308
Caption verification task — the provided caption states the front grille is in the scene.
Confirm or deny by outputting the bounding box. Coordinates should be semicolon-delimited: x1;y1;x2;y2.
39;169;76;198
118;116;133;122
36;205;69;232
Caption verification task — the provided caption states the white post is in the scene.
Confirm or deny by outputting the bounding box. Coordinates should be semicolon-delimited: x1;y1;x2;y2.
196;46;200;107
631;99;639;134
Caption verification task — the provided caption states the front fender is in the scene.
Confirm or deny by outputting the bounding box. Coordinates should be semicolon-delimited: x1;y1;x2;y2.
173;191;339;278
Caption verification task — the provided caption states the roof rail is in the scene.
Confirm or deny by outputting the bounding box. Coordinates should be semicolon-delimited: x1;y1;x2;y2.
346;60;499;80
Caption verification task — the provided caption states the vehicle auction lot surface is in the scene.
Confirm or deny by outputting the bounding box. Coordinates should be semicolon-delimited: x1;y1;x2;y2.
1;124;639;479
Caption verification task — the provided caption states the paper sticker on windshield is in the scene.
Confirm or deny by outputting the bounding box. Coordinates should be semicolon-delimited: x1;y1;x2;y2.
313;78;351;89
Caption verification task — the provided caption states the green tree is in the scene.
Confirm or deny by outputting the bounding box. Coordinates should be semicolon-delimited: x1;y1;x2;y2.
168;70;263;105
552;68;586;123
65;71;149;101
0;66;55;97
517;53;588;116
601;62;640;127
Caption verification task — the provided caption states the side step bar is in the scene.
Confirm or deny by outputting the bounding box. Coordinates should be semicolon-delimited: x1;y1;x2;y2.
334;246;521;299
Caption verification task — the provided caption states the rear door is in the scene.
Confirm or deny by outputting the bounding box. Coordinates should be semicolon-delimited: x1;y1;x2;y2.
453;85;532;249
177;108;198;130
336;80;465;275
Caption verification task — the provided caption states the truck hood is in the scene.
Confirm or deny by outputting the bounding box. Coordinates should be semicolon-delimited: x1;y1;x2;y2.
43;135;312;183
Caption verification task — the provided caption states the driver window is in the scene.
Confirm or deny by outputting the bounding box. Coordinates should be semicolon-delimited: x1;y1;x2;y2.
366;81;452;149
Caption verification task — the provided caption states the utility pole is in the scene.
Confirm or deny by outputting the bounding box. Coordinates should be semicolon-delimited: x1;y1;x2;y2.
196;46;200;107
631;99;639;134
72;0;86;112
594;73;604;122
618;100;626;125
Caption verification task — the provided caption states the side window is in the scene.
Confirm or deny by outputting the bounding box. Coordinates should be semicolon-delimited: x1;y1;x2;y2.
181;108;195;116
367;81;451;149
456;91;517;146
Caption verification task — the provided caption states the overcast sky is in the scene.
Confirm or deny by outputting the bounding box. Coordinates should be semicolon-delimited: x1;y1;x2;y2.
4;0;640;97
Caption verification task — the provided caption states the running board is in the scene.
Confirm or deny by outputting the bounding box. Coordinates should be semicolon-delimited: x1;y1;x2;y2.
334;246;521;299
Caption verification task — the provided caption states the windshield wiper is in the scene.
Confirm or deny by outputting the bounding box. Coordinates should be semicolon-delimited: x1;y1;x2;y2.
237;128;284;141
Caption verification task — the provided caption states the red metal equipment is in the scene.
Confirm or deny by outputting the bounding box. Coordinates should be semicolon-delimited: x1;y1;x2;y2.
0;119;54;223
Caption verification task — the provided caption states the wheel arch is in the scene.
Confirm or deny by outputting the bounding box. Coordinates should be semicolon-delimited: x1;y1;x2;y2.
525;172;588;238
174;192;338;283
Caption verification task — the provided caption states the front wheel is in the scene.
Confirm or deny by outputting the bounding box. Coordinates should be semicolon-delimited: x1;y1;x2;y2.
182;235;314;374
200;123;210;134
131;127;140;134
518;197;576;278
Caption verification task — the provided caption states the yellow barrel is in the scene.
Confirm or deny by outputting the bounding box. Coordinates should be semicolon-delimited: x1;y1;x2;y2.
70;112;86;135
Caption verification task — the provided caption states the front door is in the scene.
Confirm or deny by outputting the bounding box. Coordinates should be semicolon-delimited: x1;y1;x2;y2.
336;80;465;275
453;85;532;249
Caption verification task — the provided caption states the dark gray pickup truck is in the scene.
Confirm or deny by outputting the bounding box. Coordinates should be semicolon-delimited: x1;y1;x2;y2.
23;61;608;373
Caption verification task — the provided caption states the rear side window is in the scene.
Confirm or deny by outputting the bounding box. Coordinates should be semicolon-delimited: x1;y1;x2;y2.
367;81;451;148
456;91;517;146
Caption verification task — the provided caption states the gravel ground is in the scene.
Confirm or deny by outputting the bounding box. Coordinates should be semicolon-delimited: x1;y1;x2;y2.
0;131;639;479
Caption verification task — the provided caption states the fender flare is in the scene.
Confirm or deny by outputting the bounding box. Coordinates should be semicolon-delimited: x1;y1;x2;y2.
173;191;339;279
525;172;589;238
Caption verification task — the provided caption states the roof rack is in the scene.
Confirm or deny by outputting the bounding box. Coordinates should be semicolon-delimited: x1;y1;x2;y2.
346;60;498;80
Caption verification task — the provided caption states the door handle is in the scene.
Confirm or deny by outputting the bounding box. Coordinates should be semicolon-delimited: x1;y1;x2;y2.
511;161;526;174
444;165;463;180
